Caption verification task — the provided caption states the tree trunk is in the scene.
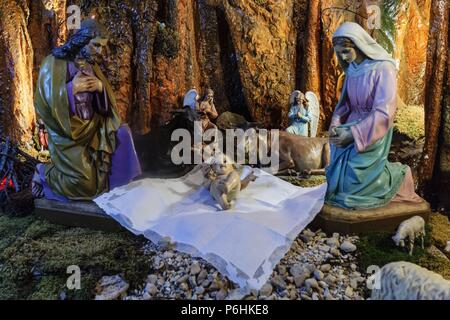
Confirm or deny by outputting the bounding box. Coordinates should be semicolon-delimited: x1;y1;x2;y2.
0;0;35;142
418;0;448;193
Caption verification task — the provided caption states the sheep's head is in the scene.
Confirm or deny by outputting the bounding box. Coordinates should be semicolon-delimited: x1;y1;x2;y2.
392;235;405;247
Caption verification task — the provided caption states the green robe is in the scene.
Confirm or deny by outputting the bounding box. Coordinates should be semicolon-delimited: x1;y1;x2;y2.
34;55;121;200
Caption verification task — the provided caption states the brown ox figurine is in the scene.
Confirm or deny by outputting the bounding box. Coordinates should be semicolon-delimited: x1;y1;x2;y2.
276;131;330;175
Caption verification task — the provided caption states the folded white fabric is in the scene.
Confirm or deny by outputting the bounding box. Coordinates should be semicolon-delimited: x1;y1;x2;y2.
94;166;327;297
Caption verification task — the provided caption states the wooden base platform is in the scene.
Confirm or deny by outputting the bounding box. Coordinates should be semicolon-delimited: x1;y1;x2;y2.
309;200;431;235
34;198;124;232
36;197;432;236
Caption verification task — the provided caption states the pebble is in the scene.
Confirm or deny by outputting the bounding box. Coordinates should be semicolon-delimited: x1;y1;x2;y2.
147;274;157;284
340;241;357;253
197;269;208;282
305;278;319;290
190;261;201;275
122;229;367;301
95;275;129;300
324;274;337;285
326;237;340;247
271;275;287;290
446;241;450;253
345;286;354;298
313;270;324;281
195;286;205;295
290;264;309;277
259;283;273;297
145;283;158;296
330;247;341;257
320;264;332;272
294;274;307;287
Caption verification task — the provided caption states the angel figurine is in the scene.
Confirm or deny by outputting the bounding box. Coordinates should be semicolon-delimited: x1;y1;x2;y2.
286;90;320;137
183;88;200;110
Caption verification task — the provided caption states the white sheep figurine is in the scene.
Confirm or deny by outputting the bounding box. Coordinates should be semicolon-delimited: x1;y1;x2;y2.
371;261;450;300
392;216;425;255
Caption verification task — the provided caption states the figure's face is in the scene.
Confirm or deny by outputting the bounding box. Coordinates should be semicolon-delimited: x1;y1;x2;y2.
295;93;306;106
82;36;108;64
334;44;358;64
212;163;232;175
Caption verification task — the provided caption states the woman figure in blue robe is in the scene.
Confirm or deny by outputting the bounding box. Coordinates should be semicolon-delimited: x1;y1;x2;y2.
326;22;422;209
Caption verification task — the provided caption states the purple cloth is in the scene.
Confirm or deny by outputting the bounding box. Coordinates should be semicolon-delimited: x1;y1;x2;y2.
109;124;142;190
39;60;142;201
330;60;397;153
66;62;109;119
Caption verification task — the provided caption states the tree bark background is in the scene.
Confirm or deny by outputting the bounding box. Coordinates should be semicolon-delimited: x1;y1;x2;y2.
417;0;448;197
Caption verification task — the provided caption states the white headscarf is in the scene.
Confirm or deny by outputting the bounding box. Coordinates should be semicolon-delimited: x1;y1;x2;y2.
332;22;397;71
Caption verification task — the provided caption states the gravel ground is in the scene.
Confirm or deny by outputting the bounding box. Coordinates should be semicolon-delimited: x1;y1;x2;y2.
95;228;368;300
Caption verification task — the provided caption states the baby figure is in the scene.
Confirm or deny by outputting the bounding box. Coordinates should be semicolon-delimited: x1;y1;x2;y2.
203;159;241;210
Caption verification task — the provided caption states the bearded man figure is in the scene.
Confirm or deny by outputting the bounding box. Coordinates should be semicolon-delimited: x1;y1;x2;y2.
33;19;142;201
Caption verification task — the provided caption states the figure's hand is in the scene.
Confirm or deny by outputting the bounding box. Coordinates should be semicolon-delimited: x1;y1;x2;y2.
329;127;354;148
329;126;338;137
72;72;103;95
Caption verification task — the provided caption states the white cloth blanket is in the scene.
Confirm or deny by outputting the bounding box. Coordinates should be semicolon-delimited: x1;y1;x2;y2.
94;166;327;297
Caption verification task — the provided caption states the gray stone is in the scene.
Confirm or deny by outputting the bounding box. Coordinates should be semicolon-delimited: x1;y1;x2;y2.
271;275;287;290
197;269;208;282
326;237;340;247
340;241;357;253
320;264;332;272
177;274;189;284
305;278;319;290
180;282;189;291
290;264;309;278
314;270;324;281
190;261;201;275
344;286;354;298
330;247;341;257
195;286;205;295
294;274;308;287
324;274;337;286
260;283;273;297
146;274;158;285
95;275;129;300
145;283;158;296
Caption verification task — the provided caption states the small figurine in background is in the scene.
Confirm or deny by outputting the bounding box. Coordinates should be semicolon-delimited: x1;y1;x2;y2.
183;88;200;110
203;156;241;210
286;90;310;137
37;119;49;152
198;89;219;131
392;216;426;255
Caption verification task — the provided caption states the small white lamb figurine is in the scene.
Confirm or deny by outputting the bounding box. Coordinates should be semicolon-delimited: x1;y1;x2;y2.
392;216;426;255
445;241;450;253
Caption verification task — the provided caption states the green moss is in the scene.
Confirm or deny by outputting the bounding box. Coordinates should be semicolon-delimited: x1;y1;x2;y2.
0;215;35;252
357;231;429;271
357;226;450;280
282;175;327;188
394;104;425;141
428;213;450;250
0;214;151;299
